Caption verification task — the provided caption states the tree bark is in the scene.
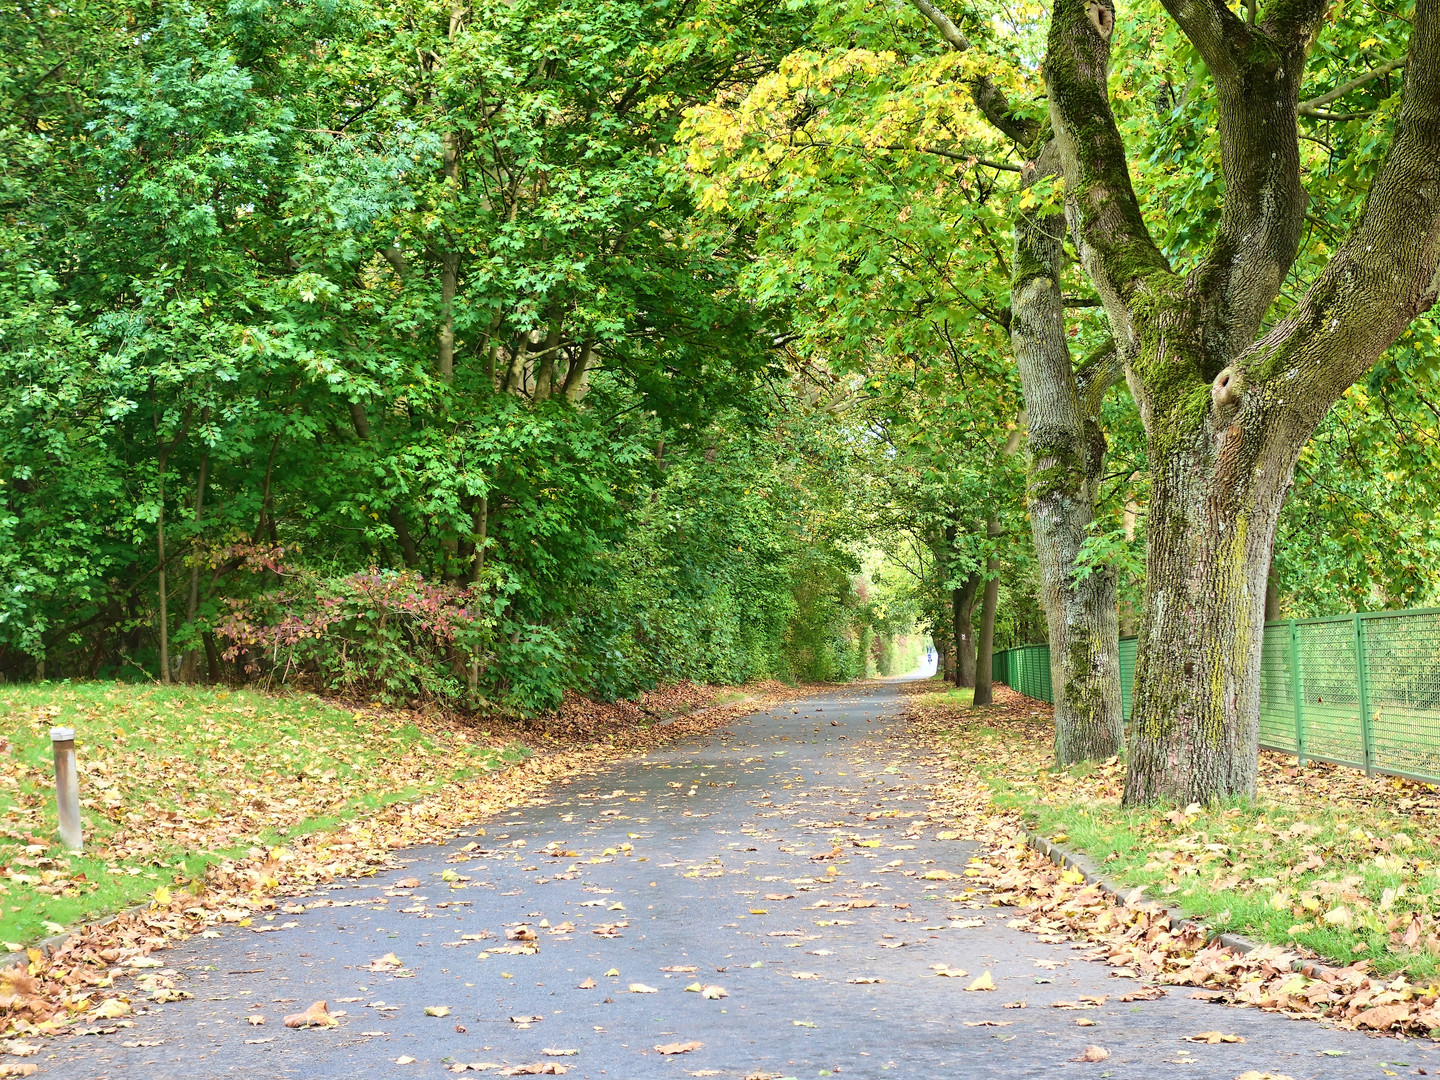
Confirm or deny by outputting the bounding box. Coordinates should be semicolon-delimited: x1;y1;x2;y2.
438;249;458;381
906;0;1125;761
179;434;209;683
973;519;1002;706
1041;0;1440;803
1008;144;1124;763
952;570;979;688
1122;416;1298;804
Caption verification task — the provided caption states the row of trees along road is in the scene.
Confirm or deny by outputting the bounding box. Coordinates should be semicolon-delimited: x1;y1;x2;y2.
5;0;1440;804
686;0;1440;803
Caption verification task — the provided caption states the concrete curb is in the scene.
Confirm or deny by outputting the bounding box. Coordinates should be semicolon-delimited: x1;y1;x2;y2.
1020;826;1339;980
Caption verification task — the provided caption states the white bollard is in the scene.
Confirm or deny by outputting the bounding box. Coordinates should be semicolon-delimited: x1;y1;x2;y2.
50;727;82;852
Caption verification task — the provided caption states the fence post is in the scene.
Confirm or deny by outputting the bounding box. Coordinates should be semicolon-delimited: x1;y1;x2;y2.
1288;619;1306;766
50;727;83;851
1353;613;1374;775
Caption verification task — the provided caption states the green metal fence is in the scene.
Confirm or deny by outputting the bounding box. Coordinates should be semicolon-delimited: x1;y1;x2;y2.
991;606;1440;785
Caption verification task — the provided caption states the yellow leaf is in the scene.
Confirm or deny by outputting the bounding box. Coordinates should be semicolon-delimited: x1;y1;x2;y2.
966;972;996;991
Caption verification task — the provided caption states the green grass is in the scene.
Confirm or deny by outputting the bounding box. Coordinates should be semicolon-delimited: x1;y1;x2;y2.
919;697;1440;981
913;686;975;709
0;680;523;944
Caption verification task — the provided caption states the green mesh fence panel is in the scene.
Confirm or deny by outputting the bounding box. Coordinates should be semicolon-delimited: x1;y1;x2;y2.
990;605;1440;786
1360;609;1440;781
1294;616;1366;769
1258;626;1299;756
1119;638;1137;720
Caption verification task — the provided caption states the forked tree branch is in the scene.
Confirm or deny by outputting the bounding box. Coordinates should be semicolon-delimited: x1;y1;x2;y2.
1042;0;1168;331
1244;0;1440;408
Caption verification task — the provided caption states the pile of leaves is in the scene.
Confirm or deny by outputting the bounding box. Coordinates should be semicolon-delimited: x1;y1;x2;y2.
0;678;821;1044
903;681;1440;1039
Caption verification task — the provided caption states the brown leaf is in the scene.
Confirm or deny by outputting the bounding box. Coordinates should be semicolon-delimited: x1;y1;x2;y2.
394;878;421;889
1353;1002;1413;1030
576;977;596;989
1182;1031;1245;1044
283;1001;337;1028
1071;1045;1109;1063
655;1041;703;1055
498;1064;568;1075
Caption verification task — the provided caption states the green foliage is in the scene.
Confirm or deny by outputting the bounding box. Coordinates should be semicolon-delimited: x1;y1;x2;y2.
0;0;901;710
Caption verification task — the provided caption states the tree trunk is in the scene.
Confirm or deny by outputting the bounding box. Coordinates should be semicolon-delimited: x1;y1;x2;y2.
156;481;169;684
1264;553;1282;622
562;338;596;403
438;249;458;381
469;496;488;581
973;521;1001;705
203;631;221;683
1122;417;1299;804
179;441;208;683
1009;144;1124;763
952;571;979;687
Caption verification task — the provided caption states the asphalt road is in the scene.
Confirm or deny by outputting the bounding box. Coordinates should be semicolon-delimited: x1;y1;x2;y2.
43;677;1433;1079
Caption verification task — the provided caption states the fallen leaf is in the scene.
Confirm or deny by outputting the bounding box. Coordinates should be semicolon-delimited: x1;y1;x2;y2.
1354;1003;1413;1030
424;1006;452;1017
246;1014;265;1026
965;972;995;991
541;1048;579;1056
394;1056;417;1065
655;1041;703;1055
577;977;596;989
395;878;421;889
1072;1045;1109;1063
628;983;658;994
284;1001;337;1028
1184;1031;1246;1044
498;1064;568;1076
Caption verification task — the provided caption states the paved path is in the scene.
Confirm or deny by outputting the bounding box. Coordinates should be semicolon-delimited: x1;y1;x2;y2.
46;679;1431;1079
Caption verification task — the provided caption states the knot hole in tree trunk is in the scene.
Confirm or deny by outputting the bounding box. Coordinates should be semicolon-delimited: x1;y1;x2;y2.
1085;0;1114;39
1211;366;1243;412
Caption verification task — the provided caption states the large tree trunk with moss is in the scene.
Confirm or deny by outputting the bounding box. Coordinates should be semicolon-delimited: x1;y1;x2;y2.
1123;414;1304;802
909;0;1126;761
1008;145;1125;762
1042;0;1440;802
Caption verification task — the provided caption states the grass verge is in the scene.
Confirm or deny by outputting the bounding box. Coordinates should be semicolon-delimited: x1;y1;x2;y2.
905;676;1440;983
0;681;519;945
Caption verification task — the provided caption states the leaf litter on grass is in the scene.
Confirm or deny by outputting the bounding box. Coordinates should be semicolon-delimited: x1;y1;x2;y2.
900;680;1440;1038
0;677;822;1049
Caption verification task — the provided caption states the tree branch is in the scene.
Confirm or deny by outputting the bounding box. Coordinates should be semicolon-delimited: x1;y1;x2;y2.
1043;0;1168;333
907;0;1042;146
1299;56;1405;110
1245;0;1440;409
